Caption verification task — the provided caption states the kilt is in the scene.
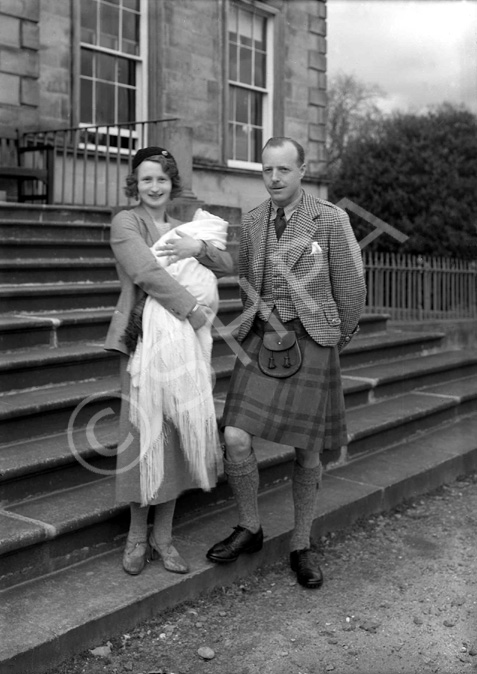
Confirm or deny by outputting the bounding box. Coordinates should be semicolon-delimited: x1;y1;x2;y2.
221;318;347;453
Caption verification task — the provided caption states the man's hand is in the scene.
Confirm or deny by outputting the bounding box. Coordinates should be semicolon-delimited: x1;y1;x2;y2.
187;304;208;330
154;231;203;261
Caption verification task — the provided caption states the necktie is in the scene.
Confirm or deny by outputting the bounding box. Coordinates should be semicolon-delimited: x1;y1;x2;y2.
275;207;287;240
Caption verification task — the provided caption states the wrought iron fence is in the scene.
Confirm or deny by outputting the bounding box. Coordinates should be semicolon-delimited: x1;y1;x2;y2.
363;251;477;320
18;118;179;207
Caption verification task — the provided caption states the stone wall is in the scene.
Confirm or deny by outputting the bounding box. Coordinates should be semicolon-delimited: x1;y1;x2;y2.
0;0;40;130
38;0;73;129
0;0;72;132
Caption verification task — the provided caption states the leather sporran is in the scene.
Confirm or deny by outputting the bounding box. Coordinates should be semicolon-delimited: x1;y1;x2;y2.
258;330;302;378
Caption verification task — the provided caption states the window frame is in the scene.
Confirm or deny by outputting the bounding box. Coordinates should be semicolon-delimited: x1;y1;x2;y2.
76;0;147;137
225;0;276;171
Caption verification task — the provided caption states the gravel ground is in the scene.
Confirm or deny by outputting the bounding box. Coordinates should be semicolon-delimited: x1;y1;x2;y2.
48;471;477;674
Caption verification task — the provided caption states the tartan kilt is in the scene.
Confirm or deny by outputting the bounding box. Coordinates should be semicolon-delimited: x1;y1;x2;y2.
221;324;347;453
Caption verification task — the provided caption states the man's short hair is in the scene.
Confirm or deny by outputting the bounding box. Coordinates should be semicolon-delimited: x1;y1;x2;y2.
262;137;305;166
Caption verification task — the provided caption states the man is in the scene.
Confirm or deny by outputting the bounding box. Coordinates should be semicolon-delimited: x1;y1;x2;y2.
206;137;366;588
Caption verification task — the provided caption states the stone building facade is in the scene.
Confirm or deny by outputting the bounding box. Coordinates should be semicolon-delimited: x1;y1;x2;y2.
0;0;328;212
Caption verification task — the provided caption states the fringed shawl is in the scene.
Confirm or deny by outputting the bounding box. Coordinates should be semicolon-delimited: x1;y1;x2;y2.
128;209;228;505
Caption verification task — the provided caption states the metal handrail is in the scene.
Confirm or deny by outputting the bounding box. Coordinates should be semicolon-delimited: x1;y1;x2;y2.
18;118;179;207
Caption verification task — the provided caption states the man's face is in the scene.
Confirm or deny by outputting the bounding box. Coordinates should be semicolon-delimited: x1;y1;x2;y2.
262;142;306;208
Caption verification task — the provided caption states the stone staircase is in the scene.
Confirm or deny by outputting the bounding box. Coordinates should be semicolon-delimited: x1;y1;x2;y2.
1;203;477;673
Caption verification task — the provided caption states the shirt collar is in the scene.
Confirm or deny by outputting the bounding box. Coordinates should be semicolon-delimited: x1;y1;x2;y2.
270;190;304;221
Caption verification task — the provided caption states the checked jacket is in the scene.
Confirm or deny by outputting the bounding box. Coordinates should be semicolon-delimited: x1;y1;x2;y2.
236;191;366;351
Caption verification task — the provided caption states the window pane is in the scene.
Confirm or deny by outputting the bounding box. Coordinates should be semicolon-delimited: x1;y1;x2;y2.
123;0;140;9
235;88;248;124
251;128;262;162
253;15;265;50
118;86;135;123
238;9;252;47
80;78;93;124
96;81;115;124
228;122;235;158
251;91;262;126
239;46;252;85
229;43;237;81
81;0;97;43
117;56;135;85
97;52;116;81
122;9;139;48
99;2;119;49
254;51;265;88
81;48;93;78
235;124;248;161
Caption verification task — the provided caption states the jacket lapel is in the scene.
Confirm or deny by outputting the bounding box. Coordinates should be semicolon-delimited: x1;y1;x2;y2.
280;192;322;270
134;205;160;245
247;200;271;289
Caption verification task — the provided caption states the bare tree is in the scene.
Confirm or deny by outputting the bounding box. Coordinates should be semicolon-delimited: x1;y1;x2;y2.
326;72;386;179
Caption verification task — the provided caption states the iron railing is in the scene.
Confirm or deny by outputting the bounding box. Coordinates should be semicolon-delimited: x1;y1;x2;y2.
18;118;179;207
363;251;477;320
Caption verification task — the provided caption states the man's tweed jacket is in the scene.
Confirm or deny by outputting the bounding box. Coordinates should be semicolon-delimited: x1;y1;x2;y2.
237;191;366;351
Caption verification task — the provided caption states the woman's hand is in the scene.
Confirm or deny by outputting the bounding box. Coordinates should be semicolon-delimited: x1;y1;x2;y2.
187;304;208;330
154;231;203;261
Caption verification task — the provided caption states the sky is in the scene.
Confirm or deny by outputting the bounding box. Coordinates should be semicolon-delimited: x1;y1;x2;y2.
327;0;477;114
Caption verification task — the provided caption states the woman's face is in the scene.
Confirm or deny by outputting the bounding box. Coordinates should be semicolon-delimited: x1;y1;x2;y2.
136;160;172;212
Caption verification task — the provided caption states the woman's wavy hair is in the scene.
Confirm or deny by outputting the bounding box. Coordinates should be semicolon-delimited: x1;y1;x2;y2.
124;153;182;200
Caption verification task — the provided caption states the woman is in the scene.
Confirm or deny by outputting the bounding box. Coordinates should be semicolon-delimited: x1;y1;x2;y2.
105;146;233;576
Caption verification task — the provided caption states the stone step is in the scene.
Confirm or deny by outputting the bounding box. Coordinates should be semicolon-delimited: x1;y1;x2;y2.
0;203;112;223
341;327;445;367
1;238;114;259
358;312;390;335
0;309;114;350
344;349;477;401
0;300;242;351
1;371;476;587
0;376;121;445
2;379;336;501
0;326;240;395
0;342;119;394
346;374;477;459
0;330;454;442
0;305;386;355
0;258;118;284
0;275;239;313
4;346;472;500
1;411;476;674
0;219;111;241
0;420;118;504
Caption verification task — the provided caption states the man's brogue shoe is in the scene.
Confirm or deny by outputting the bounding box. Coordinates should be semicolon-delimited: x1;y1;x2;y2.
206;525;263;563
290;548;324;589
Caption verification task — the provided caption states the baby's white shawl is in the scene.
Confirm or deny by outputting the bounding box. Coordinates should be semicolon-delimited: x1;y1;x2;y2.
128;209;228;505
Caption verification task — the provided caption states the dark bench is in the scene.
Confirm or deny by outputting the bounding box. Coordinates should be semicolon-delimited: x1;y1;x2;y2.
0;133;54;204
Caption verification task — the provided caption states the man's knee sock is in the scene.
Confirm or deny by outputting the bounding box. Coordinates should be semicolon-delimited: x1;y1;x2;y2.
224;452;260;533
290;461;322;551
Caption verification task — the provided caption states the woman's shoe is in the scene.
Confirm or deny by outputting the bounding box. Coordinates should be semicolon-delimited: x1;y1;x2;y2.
122;539;149;575
148;533;190;574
